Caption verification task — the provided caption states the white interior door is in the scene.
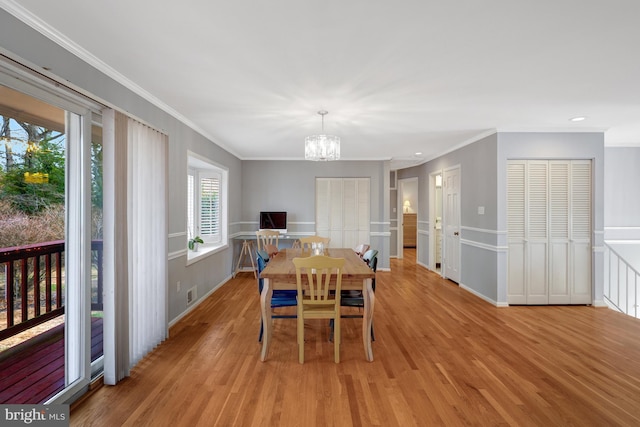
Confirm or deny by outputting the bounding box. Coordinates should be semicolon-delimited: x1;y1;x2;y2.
443;166;461;283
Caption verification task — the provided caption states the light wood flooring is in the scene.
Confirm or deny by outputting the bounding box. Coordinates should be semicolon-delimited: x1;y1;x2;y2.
71;249;640;426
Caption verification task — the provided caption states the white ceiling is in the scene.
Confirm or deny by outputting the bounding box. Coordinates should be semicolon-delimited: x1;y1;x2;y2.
4;0;640;169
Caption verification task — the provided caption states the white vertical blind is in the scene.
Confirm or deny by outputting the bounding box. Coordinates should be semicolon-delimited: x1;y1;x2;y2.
102;109;130;384
127;118;168;367
103;110;167;384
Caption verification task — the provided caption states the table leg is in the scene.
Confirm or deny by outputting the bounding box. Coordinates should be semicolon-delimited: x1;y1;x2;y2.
260;277;273;361
234;240;257;279
362;277;375;361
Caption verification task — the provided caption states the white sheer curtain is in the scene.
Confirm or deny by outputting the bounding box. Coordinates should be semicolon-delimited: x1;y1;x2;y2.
103;110;167;384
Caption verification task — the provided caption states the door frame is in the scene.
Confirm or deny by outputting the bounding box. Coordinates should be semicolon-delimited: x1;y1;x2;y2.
0;55;101;404
397;177;418;259
442;165;462;283
429;170;443;273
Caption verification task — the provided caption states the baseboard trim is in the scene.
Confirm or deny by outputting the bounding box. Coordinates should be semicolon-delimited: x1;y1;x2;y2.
459;282;505;307
168;274;233;330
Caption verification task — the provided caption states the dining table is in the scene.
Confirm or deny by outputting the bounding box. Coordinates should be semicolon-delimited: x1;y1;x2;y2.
259;247;376;362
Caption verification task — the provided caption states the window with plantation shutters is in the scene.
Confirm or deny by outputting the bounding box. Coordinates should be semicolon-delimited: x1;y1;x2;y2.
186;153;228;255
199;172;221;241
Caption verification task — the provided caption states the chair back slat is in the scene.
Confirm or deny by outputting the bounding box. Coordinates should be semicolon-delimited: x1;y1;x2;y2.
293;254;345;363
256;230;280;257
293;255;344;303
298;235;331;251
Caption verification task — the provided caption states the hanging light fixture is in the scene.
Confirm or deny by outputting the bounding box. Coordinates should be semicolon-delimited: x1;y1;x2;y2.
305;110;340;161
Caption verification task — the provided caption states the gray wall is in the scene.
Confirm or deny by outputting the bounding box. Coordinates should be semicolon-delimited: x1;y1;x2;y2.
1;8;610;318
497;132;605;305
0;9;242;323
604;147;640;240
423;134;500;302
241;160;391;270
392;131;605;307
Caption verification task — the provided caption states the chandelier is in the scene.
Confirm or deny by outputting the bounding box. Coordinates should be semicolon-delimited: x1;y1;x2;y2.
305;110;340;161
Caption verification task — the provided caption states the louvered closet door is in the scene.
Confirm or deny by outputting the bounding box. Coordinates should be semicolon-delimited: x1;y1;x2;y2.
570;161;592;304
507;160;592;305
549;161;571;303
343;179;358;248
507;162;527;304
526;161;549;304
316;178;370;248
316;178;344;247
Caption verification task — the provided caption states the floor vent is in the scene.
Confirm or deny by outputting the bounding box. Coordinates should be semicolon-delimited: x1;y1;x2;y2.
187;286;197;305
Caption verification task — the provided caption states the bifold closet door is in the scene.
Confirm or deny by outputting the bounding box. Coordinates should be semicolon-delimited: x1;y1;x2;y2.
507;160;591;305
316;178;370;249
568;161;592;304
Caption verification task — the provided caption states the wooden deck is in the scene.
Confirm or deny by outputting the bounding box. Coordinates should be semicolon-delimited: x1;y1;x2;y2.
0;317;103;404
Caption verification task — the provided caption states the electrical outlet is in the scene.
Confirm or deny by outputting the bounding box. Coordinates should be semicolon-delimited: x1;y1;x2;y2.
177;281;181;292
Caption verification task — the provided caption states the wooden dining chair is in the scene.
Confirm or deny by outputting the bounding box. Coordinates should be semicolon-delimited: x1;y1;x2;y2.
256;229;280;258
256;250;297;342
353;243;370;258
293;255;345;363
298;235;331;251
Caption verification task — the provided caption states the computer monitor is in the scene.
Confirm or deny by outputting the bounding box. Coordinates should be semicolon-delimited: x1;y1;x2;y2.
259;211;287;234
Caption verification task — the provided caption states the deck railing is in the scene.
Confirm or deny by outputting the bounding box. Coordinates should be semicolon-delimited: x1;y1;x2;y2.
603;243;640;319
0;240;103;341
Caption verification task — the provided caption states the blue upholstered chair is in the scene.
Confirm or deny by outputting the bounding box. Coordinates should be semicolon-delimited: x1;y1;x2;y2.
256;249;297;342
330;249;378;341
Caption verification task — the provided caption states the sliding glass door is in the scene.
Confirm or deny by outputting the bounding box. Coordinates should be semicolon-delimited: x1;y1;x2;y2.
0;60;102;403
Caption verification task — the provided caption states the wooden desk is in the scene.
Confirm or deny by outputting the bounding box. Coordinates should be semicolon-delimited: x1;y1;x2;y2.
259;248;376;362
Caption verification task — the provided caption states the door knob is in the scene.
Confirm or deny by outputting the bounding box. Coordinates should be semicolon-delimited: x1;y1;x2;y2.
454;232;459;236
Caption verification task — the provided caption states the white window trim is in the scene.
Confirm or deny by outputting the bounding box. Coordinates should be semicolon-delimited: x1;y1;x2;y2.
186;152;228;264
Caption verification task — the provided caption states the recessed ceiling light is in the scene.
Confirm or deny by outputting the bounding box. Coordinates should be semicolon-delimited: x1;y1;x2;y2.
415;152;422;156
569;116;587;122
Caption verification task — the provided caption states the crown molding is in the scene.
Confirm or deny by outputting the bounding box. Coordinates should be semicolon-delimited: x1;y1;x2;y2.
0;0;241;158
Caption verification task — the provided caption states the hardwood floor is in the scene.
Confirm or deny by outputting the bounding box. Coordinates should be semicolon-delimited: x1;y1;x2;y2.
71;249;640;426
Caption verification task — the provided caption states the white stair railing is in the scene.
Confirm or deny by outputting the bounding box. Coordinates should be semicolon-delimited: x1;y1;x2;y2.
604;243;640;318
